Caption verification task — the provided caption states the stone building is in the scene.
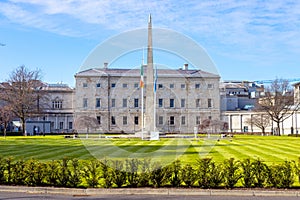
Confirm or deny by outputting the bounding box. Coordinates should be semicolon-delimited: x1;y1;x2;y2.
26;83;75;135
74;65;220;134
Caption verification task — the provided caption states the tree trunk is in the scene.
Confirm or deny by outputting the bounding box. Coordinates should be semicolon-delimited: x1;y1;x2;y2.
21;117;26;136
262;127;265;135
277;121;281;136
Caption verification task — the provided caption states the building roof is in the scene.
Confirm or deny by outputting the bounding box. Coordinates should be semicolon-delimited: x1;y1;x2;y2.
75;67;220;79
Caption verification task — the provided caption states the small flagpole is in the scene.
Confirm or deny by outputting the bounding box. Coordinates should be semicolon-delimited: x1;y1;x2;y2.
141;81;144;140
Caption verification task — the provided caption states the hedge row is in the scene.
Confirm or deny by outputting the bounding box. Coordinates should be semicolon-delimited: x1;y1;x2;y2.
1;156;300;189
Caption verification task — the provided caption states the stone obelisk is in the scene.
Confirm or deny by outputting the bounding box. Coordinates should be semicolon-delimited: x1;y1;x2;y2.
145;14;154;133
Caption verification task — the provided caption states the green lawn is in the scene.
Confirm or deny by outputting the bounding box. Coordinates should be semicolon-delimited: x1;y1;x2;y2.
0;135;299;165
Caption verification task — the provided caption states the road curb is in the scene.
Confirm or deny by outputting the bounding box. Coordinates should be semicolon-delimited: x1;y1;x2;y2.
1;186;300;197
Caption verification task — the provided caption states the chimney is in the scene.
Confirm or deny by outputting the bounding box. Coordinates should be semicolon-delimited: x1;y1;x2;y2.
104;62;108;69
183;63;188;70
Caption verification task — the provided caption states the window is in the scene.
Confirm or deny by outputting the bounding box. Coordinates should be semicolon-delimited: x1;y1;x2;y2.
181;116;186;125
97;116;101;124
83;98;88;108
122;98;127;107
208;98;213;108
134;116;139;125
123;83;128;88
208;83;213;89
52;100;62;109
83;83;88;88
111;99;115;107
170;99;175;108
158;84;163;89
158;98;163;108
123;116;127;125
195;83;200;89
181;84;185;89
96;83;101;88
170;83;174;89
111;116;116;125
111;83;116;88
181;99;185;108
169;116;175;125
59;121;64;129
68;122;73;130
134;83;139;88
196;116;201;125
159;116;164;125
134;98;139;108
96;98;101;108
196;99;200;108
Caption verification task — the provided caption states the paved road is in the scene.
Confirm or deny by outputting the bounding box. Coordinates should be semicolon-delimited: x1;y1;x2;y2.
0;192;300;200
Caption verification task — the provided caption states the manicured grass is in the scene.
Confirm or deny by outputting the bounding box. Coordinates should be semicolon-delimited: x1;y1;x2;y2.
0;135;299;165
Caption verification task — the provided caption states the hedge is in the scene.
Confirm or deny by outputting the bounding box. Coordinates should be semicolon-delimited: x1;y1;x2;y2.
0;156;300;189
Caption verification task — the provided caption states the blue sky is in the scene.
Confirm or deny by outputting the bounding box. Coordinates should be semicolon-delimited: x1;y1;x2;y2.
0;0;300;87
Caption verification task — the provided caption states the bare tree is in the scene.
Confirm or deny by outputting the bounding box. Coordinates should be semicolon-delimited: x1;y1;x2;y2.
245;114;270;135
0;104;15;137
0;66;44;136
256;79;299;136
199;119;228;134
74;116;99;138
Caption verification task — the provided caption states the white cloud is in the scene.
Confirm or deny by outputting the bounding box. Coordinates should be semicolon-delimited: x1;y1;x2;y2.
1;0;300;67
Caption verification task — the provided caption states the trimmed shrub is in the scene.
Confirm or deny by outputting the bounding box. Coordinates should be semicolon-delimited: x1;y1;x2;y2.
223;158;241;189
180;163;196;187
126;159;139;187
111;160;126;188
240;158;255;188
83;159;102;188
252;158;269;188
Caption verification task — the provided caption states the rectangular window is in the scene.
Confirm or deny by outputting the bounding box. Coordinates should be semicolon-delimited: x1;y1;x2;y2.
158;98;163;108
195;83;200;89
134;116;139;125
158;84;163;89
111;83;116;88
196;99;200;108
83;83;88;88
111;99;115;107
181;116;186;125
96;83;101;88
208;98;213;108
123;83;128;88
170;99;175;108
169;116;175;125
181;99;185;108
181;84;185;89
123;116;127;125
68;122;73;130
196;116;201;125
59;121;64;129
52;100;62;109
97;116;101;124
83;98;88;108
170;83;174;88
208;83;213;89
111;116;116;125
123;98;127;107
96;98;101;108
134;83;139;88
159;116;164;125
134;98;139;108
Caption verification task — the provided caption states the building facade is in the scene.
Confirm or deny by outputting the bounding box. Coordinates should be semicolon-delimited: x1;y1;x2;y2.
74;66;220;134
26;83;75;135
